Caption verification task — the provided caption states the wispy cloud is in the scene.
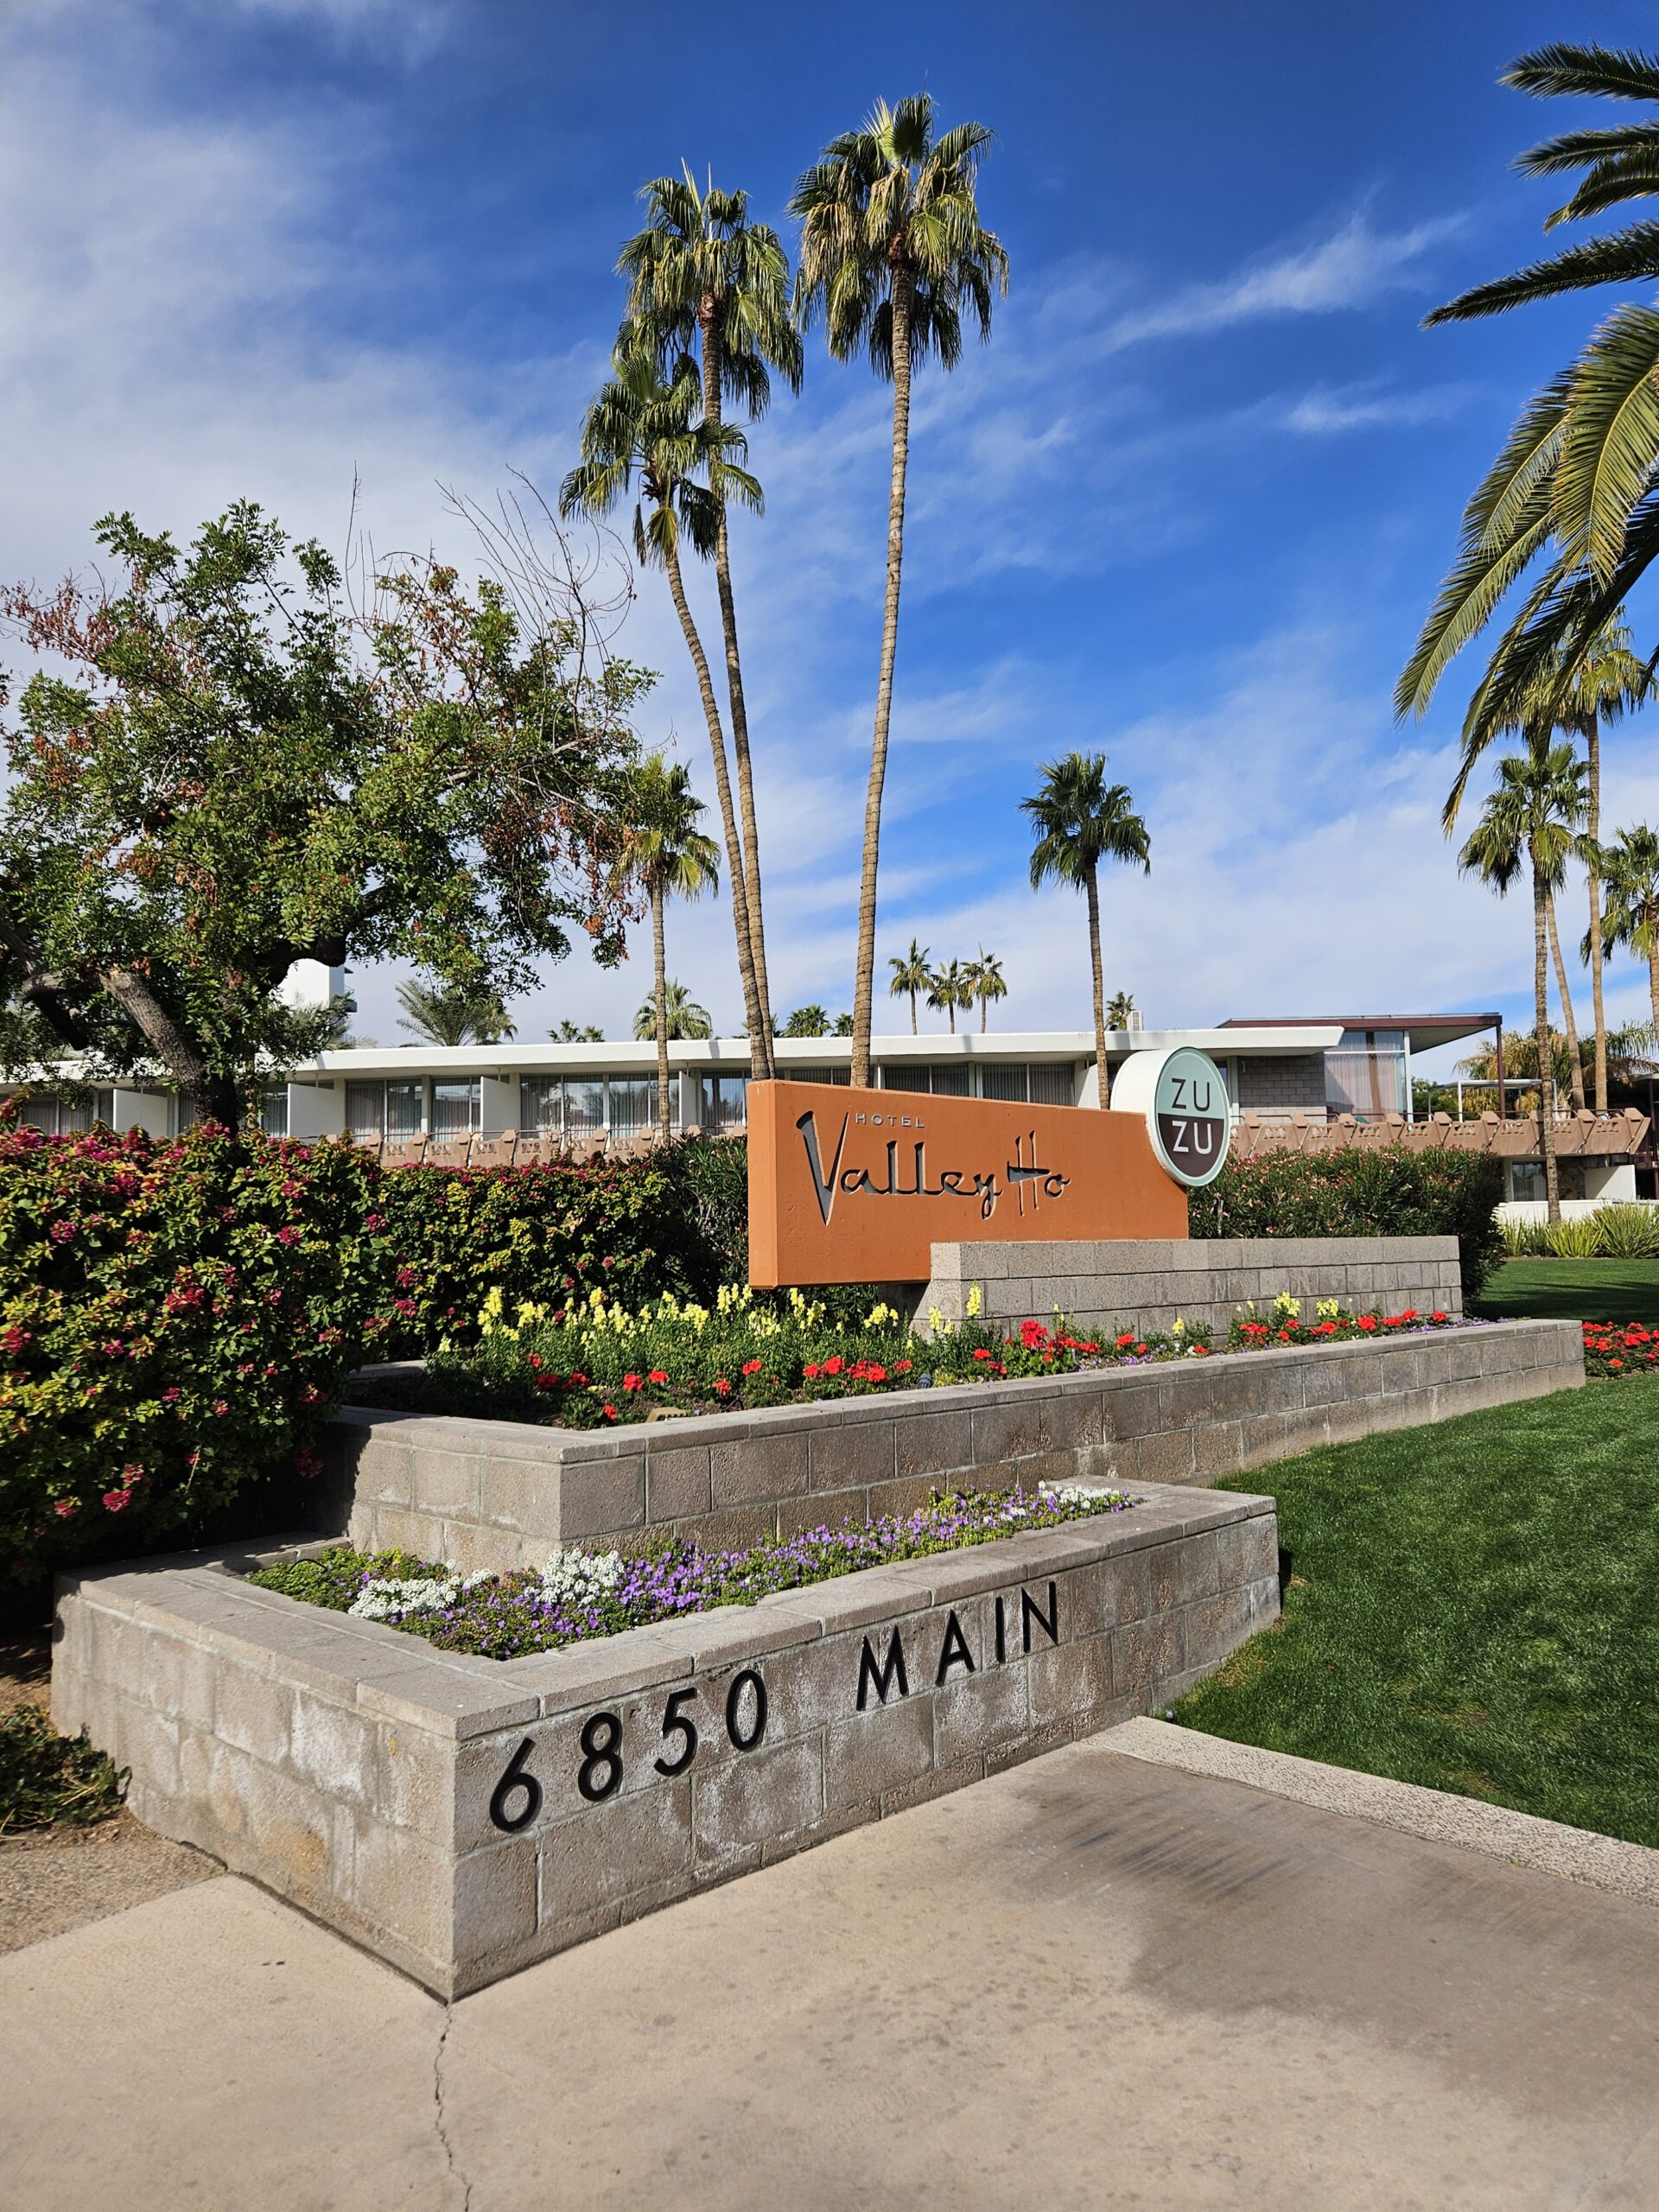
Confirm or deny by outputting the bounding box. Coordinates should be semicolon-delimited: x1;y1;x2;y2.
1282;382;1472;435
1106;212;1467;349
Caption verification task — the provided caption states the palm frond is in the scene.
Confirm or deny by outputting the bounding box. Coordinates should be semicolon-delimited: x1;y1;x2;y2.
1551;304;1659;577
1517;121;1659;178
1424;223;1659;325
1503;43;1659;105
1543;149;1659;231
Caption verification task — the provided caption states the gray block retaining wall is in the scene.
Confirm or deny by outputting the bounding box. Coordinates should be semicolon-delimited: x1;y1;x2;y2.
53;1482;1275;1996
321;1319;1582;1578
918;1235;1465;1342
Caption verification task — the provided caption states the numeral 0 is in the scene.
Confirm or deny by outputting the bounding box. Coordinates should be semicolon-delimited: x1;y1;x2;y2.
724;1668;767;1752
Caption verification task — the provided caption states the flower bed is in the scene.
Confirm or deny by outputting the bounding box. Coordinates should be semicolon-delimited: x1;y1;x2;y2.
351;1284;1467;1432
1580;1320;1659;1378
248;1482;1132;1660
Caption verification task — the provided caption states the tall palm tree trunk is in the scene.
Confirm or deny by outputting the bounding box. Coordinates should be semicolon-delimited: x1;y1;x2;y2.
650;878;671;1143
1586;722;1607;1113
1649;934;1659;1044
909;988;918;1034
701;316;774;1078
1533;856;1560;1222
849;273;913;1090
980;997;988;1034
1085;861;1109;1110
1546;892;1587;1109
658;530;766;1058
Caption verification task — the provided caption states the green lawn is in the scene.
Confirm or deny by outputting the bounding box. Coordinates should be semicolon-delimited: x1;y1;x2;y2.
1471;1256;1659;1324
1173;1375;1659;1846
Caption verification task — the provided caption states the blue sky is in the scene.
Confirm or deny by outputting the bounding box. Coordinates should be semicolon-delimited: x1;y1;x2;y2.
8;0;1659;1071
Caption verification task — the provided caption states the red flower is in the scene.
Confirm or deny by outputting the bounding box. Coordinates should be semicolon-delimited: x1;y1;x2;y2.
53;1499;79;1519
276;1225;300;1246
623;1373;644;1391
713;1377;733;1396
1356;1315;1378;1332
648;1369;669;1384
823;1356;844;1376
101;1488;131;1513
1116;1332;1135;1349
601;1403;619;1420
894;1359;912;1373
742;1358;763;1376
804;1363;821;1380
972;1348;995;1362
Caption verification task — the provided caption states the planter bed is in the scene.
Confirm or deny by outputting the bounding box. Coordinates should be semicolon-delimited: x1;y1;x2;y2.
316;1318;1586;1577
52;1478;1276;1996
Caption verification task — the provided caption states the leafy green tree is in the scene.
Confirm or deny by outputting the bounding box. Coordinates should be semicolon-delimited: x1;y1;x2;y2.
632;977;713;1045
1399;45;1659;752
1458;735;1594;1217
615;753;720;1137
395;976;516;1047
562;352;772;1077
1022;753;1150;1108
791;95;1007;1087
619;169;802;1052
0;505;647;1124
887;937;931;1033
966;947;1007;1033
1594;823;1659;1039
780;1004;831;1038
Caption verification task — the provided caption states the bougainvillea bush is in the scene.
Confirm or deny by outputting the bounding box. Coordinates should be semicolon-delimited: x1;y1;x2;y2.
1580;1320;1659;1379
0;1117;391;1575
1189;1146;1504;1300
249;1484;1134;1661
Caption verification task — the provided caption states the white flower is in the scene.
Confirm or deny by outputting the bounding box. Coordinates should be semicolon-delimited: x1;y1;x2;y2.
348;1570;492;1622
539;1547;626;1609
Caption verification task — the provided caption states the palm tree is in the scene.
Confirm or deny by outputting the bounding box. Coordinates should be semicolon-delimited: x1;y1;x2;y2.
1398;45;1659;754
887;938;931;1033
1441;613;1652;1112
791;96;1007;1088
1022;754;1151;1109
632;977;713;1044
925;958;971;1035
549;1020;605;1042
615;753;720;1141
619;171;802;1057
395;976;515;1048
966;947;1007;1033
1457;735;1593;1219
780;1004;831;1039
1105;988;1136;1029
559;349;772;1076
1596;824;1659;1039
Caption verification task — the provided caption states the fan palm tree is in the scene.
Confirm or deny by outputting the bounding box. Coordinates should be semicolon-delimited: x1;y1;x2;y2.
780;1004;831;1038
887;937;931;1034
1398;45;1659;753
1022;754;1151;1109
1105;988;1136;1029
618;171;802;1052
925;959;970;1035
1457;735;1593;1218
1595;823;1659;1039
965;947;1007;1033
395;976;515;1048
560;350;772;1076
549;1020;604;1042
616;755;719;1139
632;977;713;1045
791;95;1007;1088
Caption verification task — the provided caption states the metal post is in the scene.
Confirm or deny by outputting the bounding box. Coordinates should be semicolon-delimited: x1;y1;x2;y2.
1494;1018;1505;1122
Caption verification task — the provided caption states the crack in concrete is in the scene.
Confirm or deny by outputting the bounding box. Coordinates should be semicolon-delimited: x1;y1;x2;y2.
433;2002;473;2209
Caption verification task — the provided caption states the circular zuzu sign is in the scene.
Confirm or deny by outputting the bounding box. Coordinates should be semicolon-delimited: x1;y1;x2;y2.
1107;1046;1230;1188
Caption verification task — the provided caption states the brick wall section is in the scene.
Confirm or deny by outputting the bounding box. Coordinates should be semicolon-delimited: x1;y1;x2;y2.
317;1319;1583;1577
918;1235;1465;1344
52;1482;1276;1997
1234;1052;1328;1116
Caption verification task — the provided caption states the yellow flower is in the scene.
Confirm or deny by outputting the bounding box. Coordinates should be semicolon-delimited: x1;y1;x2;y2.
1171;1317;1185;1336
965;1283;982;1319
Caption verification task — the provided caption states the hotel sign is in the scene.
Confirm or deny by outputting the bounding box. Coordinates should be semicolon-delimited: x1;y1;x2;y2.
747;1077;1195;1287
1105;1046;1230;1189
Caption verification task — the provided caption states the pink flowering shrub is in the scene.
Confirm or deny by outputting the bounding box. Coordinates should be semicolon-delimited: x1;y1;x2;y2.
0;1116;391;1573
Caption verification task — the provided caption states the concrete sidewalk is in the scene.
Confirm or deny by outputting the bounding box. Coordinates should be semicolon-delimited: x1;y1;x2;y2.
4;1729;1657;2210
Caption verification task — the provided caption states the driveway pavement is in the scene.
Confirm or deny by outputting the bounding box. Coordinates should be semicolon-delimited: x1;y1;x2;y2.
4;1726;1656;2210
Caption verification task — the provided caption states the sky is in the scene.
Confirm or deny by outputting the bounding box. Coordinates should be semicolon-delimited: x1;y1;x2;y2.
6;0;1659;1075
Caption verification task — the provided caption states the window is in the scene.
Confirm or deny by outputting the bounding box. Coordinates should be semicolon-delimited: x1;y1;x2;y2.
258;1086;289;1140
347;1078;426;1141
880;1066;931;1095
698;1074;747;1131
431;1080;480;1139
979;1064;1028;1103
926;1064;972;1096
564;1079;606;1141
521;1077;563;1137
1325;1030;1408;1119
607;1077;658;1137
1028;1064;1075;1106
790;1067;850;1085
386;1080;423;1138
346;1079;384;1138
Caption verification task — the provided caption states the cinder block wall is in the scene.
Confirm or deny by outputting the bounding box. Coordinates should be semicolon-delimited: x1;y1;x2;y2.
318;1319;1583;1578
918;1236;1465;1343
54;1484;1278;1997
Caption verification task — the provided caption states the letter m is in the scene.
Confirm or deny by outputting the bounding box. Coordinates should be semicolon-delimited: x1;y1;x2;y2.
856;1628;909;1710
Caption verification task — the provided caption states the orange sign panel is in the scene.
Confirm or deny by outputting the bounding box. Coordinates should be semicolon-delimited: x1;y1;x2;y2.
747;1080;1190;1287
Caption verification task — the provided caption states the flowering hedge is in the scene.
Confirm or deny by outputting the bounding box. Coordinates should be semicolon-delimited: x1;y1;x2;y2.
0;1118;391;1574
1227;1295;1455;1350
1189;1146;1504;1299
249;1482;1133;1660
1580;1320;1659;1379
